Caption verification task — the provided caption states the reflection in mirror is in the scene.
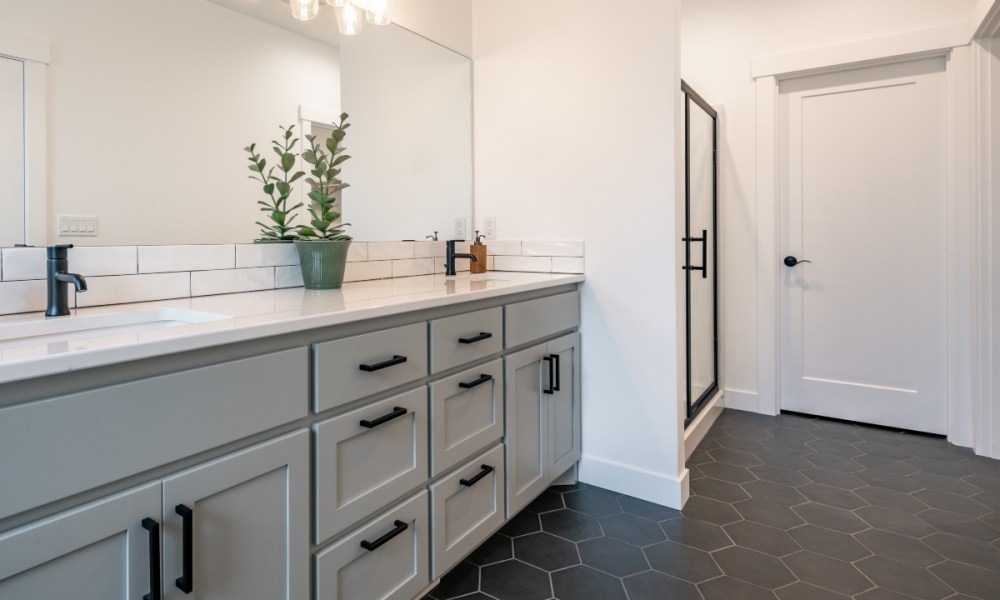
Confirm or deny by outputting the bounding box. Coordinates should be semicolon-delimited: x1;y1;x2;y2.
682;80;719;426
0;56;24;248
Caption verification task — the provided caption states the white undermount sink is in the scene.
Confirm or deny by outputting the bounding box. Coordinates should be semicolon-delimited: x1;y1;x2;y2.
0;309;231;350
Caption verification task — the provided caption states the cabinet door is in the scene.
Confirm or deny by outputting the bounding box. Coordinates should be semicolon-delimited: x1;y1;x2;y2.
0;482;161;600
161;429;309;600
547;333;582;480
429;359;504;476
504;343;548;517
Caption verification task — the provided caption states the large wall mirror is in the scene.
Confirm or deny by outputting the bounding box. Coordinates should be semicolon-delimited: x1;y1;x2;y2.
0;0;472;247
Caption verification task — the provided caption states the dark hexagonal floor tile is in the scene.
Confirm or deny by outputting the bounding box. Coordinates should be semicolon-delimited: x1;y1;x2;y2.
644;540;722;583
900;439;972;463
743;479;808;506
929;560;1000;599
691;476;751;503
923;532;1000;572
513;532;579;571
661;516;733;551
854;588;920;600
762;437;815;455
688;448;715;465
578;536;648;577
854;505;936;538
466;533;512;566
801;466;865;490
918;508;1000;542
429;560;479;599
680;495;742;525
856;453;920;475
855;441;915;460
619;494;681;521
767;425;819;442
525;490;564;514
855;555;952;600
811;419;863;442
855;469;924;493
912;488;991;517
551;565;627;600
709;447;764;467
722;424;772;442
698;576;779;600
723;520;799;557
792;502;868;533
540;508;602;541
775;582;851;600
906;455;975;477
907;470;982;495
623;570;701;600
733;498;805;530
854;486;929;515
786;524;871;562
599;512;664;547
564;486;622;517
750;463;811;487
713;545;796;589
854;529;942;567
797;483;867;510
498;509;541;537
757;450;815;470
773;412;820;431
806;438;863;458
717;434;769;454
699;461;758;484
783;551;874;596
480;559;550;600
804;453;864;472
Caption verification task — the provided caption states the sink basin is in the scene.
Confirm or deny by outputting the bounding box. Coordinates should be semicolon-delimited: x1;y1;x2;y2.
0;309;231;350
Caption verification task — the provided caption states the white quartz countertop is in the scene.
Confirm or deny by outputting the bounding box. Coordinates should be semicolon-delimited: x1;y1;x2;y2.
0;272;584;385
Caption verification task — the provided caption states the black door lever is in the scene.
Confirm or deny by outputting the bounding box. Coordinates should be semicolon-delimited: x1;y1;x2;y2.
784;256;812;267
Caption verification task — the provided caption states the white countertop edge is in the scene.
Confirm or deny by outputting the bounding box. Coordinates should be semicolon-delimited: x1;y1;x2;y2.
0;273;584;385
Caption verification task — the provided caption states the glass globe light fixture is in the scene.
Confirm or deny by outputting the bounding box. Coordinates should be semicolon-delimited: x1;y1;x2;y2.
291;0;320;21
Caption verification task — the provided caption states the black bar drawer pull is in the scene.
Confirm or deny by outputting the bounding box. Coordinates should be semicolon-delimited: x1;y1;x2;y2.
459;332;493;344
459;374;494;389
460;464;495;487
141;518;161;600
551;354;561;392
360;520;409;552
682;229;708;279
359;355;408;372
175;504;193;594
542;356;555;395
360;406;408;429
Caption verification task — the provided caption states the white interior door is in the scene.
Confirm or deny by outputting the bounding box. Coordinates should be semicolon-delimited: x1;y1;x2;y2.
0;56;25;248
779;57;948;434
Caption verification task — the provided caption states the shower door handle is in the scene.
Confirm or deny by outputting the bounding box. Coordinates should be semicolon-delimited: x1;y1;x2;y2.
682;230;708;279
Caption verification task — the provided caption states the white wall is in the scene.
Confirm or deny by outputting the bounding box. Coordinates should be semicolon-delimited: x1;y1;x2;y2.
989;38;1000;457
393;0;472;57
681;0;978;411
0;0;339;246
472;0;688;507
0;57;24;248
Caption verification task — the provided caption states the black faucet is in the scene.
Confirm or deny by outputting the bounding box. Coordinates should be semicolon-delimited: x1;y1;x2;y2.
444;240;478;276
46;244;88;318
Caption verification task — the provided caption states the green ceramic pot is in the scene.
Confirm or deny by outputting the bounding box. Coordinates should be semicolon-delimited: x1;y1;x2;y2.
293;240;352;290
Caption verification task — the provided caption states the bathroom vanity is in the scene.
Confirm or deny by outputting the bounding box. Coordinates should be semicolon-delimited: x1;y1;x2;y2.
0;272;582;600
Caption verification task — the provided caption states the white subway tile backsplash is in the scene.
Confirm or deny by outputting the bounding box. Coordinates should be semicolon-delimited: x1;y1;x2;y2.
1;247;46;281
138;245;235;273
72;246;138;276
522;240;584;258
552;257;585;274
494;256;553;273
486;240;522;256
276;266;304;289
392;258;436;278
235;243;299;268
367;242;414;261
77;273;191;308
0;280;49;314
347;242;368;263
192;268;275;297
414;241;446;258
344;261;392;283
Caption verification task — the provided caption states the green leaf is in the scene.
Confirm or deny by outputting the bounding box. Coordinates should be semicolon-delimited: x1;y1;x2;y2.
312;219;331;231
275;181;291;196
288;171;305;184
281;152;295;173
331;154;351;167
263;183;275;195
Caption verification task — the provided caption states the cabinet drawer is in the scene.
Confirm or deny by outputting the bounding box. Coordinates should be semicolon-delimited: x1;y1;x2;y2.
314;323;428;413
314;388;428;543
505;291;580;348
429;360;504;476
315;491;430;600
0;348;308;521
429;307;503;373
429;444;505;579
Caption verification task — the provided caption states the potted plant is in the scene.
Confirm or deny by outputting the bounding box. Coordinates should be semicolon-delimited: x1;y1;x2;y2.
293;113;354;289
245;125;306;242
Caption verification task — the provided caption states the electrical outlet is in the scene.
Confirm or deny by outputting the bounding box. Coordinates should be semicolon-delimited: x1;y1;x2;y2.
484;217;497;240
58;215;99;237
454;218;467;240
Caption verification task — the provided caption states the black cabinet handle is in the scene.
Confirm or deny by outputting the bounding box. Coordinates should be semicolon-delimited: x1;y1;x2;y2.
459;374;494;389
551;354;561;392
359;355;408;372
682;229;708;279
460;464;495;487
360;406;408;428
175;504;193;594
459;332;493;344
360;520;409;552
543;356;555;395
142;518;161;600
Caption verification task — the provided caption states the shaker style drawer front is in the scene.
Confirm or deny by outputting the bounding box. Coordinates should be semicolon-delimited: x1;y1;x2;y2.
315;491;430;600
505;291;580;349
0;347;309;521
313;388;429;544
429;307;503;373
429;444;505;579
313;322;428;413
429;360;504;476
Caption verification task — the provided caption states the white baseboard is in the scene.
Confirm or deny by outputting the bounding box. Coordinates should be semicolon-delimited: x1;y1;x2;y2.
724;388;759;412
578;455;688;509
684;392;724;459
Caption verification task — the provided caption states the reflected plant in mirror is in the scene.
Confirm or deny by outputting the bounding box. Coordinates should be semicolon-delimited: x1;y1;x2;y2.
245;125;306;242
298;113;352;241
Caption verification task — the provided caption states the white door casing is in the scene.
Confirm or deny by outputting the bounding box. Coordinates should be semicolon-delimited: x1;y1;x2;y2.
778;58;949;434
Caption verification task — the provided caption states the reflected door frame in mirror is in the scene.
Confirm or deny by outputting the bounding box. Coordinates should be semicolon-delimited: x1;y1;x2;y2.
299;104;344;228
0;30;49;247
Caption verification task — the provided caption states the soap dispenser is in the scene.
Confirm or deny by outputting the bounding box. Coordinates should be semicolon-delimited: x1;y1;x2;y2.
471;231;488;274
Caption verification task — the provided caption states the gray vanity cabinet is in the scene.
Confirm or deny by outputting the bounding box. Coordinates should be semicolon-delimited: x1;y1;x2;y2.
429;359;504;476
504;332;582;517
0;482;160;599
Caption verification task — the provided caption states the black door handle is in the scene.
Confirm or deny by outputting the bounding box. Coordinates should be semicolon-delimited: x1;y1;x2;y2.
459;374;494;389
141;518;161;600
359;355;408;372
175;504;193;594
360;520;409;551
550;354;561;392
784;256;812;267
682;229;708;279
360;406;408;428
459;332;493;344
542;356;555;395
460;464;495;487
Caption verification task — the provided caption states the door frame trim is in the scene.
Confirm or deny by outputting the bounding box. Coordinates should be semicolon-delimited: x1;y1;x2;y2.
754;43;984;452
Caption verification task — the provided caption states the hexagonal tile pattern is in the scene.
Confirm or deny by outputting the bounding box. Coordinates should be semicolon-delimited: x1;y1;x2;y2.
424;409;1000;600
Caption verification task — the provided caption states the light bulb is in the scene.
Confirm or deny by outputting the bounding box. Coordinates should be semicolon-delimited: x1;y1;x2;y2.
334;3;364;35
291;0;320;21
365;0;392;25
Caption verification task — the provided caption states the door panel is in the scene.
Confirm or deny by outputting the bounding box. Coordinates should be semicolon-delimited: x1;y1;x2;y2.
547;333;581;478
504;344;547;516
779;58;948;433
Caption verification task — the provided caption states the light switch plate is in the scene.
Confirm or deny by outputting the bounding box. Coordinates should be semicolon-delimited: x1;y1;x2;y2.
58;215;99;237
